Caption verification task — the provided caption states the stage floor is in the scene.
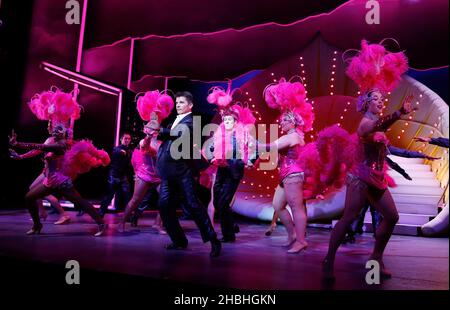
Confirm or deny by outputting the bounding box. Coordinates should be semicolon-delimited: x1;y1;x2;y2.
0;210;448;290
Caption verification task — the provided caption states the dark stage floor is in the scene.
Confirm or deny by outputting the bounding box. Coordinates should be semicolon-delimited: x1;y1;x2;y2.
0;210;448;290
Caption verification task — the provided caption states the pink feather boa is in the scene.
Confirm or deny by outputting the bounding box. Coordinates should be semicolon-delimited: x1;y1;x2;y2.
62;140;110;179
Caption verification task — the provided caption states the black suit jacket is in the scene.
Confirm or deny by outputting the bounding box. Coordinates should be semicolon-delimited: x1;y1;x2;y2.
156;113;202;179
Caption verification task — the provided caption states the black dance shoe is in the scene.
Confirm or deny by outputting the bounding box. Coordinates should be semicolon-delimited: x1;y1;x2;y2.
210;238;222;257
165;243;188;250
220;236;236;243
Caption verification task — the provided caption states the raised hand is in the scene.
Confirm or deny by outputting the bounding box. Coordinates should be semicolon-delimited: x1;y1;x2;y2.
8;129;17;146
413;137;431;143
401;94;416;114
9;149;21;160
425;155;441;161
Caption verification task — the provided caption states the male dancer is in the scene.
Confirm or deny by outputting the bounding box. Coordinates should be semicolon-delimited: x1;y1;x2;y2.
98;133;133;217
147;91;221;257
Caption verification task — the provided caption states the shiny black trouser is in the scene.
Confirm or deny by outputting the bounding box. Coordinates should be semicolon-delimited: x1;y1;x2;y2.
158;171;217;246
349;202;383;235
213;165;243;239
99;175;131;213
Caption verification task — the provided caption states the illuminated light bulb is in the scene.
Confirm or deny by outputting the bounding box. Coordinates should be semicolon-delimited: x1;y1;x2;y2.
273;79;277;82
267;194;271;197
431;130;434;134
388;92;391;95
264;171;267;175
401;130;405;133
258;184;262;188
302;70;305;74
332;71;335;75
405;122;409;126
385;99;389;102
250;182;254;186
252;104;255;108
305;90;308;94
258;118;262;121
347;102;351;105
419;94;423;98
300;57;303;60
245;92;249;95
333;58;336;61
331;78;335;81
331;85;334;88
409;116;413;120
416;101;420;105
310;135;314;138
357;91;361;95
332;65;336;68
334;51;338;54
243;180;246;184
344;109;347;112
266;186;270;190
312;106;314;110
260;195;263;198
337;123;341;126
340;116;344;119
311;101;314;104
271;175;274;179
397;136;401;139
271;73;274;76
249;98;252;101
245;196;248;200
252;195;256;199
330;92;334;95
434;123;438;127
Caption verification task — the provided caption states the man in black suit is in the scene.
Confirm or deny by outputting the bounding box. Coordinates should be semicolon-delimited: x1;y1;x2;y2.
147;91;221;257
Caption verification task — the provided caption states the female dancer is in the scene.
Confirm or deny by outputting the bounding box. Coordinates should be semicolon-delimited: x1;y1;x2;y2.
9;124;107;236
121;121;165;233
121;90;174;232
323;39;414;279
264;111;308;253
10;124;71;225
260;78;316;253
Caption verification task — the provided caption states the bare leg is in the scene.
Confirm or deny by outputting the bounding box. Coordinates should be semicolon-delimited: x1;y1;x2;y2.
323;177;367;278
272;185;296;245
122;178;152;230
367;188;399;277
25;182;52;234
265;210;278;236
284;179;308;253
48;195;71;225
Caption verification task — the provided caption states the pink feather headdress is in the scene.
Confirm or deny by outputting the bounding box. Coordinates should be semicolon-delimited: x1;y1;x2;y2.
28;87;81;124
136;90;174;122
345;39;408;94
263;77;314;132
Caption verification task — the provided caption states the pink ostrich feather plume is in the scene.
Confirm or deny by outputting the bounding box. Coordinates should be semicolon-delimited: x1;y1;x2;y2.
346;39;408;93
263;78;314;131
136;90;174;121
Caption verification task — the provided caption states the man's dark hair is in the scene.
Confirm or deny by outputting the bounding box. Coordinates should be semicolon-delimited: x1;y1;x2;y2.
175;91;194;104
121;132;132;138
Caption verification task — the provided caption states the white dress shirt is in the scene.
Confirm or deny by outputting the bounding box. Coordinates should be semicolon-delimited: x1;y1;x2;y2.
171;112;192;129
